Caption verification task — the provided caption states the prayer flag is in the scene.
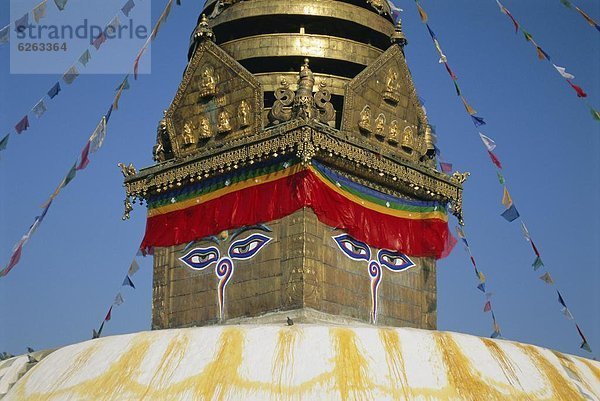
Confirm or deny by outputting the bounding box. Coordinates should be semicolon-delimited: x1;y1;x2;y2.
133;51;143;79
501;187;513;208
0;134;9;151
557;291;567;308
122;0;135;17
54;0;68;11
530;240;541;257
567;80;587;98
122;275;135;288
76;141;91;170
63;66;79;85
471;116;486;127
0;241;24;277
487;150;502;168
501;204;519;222
417;4;428;23
497;172;505;185
15;13;29;33
444;62;457;80
553;64;574;79
496;1;519;34
15;116;30;134
560;0;572;8
63;162;77;187
575;6;600;30
536;46;550;60
32;99;47;118
93;32;106;49
453;81;461;96
128;259;140;276
426;24;436;40
33;1;48;23
433;39;447;63
108;16;121;32
470;256;477;268
440;162;452;173
561;307;573;320
591;108;600;121
116;76;130;91
79;49;91;66
389;1;402;22
483;301;492;312
461;97;477;115
576;324;591;352
0;25;9;44
532;256;544;270
539;272;553;284
491;330;500;339
114;293;124;306
479;133;496;151
90;117;107;153
477;283;486;293
521;222;531;241
105;105;114;122
523;30;533;42
456;226;466;239
104;306;113;321
48;82;61;99
478;271;486;283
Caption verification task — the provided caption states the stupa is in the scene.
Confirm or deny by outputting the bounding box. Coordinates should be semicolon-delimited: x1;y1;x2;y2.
1;0;598;399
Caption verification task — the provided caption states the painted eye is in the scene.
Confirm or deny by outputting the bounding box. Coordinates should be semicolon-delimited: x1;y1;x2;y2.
377;249;415;272
228;233;272;260
179;247;220;270
333;234;371;261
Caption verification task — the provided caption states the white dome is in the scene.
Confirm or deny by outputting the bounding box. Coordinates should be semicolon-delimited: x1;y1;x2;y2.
4;324;599;400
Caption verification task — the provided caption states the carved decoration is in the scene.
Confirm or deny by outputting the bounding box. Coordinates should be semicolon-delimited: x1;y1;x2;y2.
374;113;386;140
238;100;251;128
383;69;401;105
358;105;372;134
268;81;294;124
118;162;137;177
164;39;262;159
388;120;399;145
314;82;335;125
401;125;414;153
153;112;174;162
365;0;391;15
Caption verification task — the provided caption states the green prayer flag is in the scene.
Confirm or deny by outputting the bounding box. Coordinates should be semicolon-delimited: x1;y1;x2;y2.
591;108;600;121
532;256;544;271
560;0;572;8
497;171;505;185
116;76;130;91
0;134;9;151
523;30;533;42
63;162;77;187
453;81;461;96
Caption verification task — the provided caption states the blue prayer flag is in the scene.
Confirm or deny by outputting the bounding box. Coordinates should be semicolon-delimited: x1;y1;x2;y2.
426;24;436;39
471;116;486;127
477;282;486;293
122;275;135;288
54;0;68;11
15;13;28;33
122;0;135;17
501;204;520;222
557;291;567;308
48;82;61;99
532;256;544;271
105;104;114;122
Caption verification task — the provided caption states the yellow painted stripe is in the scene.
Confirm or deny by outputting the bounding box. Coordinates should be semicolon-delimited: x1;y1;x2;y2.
147;164;304;217
309;166;448;222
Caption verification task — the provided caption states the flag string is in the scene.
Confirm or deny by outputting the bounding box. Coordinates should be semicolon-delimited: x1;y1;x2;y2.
1;0;140;157
494;0;600;120
92;247;144;339
0;0;179;279
558;0;600;33
0;0;66;46
413;0;594;354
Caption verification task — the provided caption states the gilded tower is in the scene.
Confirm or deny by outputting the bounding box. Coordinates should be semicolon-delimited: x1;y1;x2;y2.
123;0;463;330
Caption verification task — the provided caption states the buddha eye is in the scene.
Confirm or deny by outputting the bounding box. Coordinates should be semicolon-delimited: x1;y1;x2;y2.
179;247;220;270
228;233;272;260
333;234;371;261
377;249;415;272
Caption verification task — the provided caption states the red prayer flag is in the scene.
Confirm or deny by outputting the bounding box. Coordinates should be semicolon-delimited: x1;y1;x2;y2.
15;115;30;134
487;150;502;169
76;141;91;170
530;240;540;257
470;256;476;267
104;306;113;321
505;9;520;33
567;80;587;98
444;62;457;80
93;32;106;50
484;301;492;312
1;242;24;277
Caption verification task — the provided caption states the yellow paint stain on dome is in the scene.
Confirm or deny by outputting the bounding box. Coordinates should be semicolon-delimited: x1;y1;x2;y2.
580;357;600;384
140;332;190;397
516;343;585;401
481;338;522;388
330;327;375;401
551;350;600;400
271;327;299;401
379;328;411;400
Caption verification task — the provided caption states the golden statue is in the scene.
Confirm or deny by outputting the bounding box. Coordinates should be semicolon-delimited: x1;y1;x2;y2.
358;105;372;133
401;125;414;152
199;65;217;98
182;121;197;146
383;69;401;105
388;120;399;145
238;100;251;128
199;116;212;138
217;110;232;133
374;113;386;139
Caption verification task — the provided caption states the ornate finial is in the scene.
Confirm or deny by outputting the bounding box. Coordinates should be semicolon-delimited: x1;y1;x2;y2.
122;196;133;221
391;19;408;47
118;163;137;177
451;171;470;185
194;14;215;42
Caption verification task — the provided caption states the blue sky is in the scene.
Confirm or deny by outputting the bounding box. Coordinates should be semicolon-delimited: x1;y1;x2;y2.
0;0;599;359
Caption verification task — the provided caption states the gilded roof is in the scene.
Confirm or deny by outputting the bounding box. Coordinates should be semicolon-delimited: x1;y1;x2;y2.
4;325;600;400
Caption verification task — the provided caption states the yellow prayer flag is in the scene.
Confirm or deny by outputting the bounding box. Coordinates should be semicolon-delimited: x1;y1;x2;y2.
461;97;477;115
501;187;513;208
417;4;428;23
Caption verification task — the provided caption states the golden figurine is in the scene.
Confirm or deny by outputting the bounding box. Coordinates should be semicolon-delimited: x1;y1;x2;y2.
117;163;137;177
383;69;401;105
217;109;232;133
401;125;415;152
388;120;399;145
182;121;197;146
374;113;386;140
198;116;212;139
238;100;251;128
358;105;372;133
451;171;471;184
199;65;217;98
